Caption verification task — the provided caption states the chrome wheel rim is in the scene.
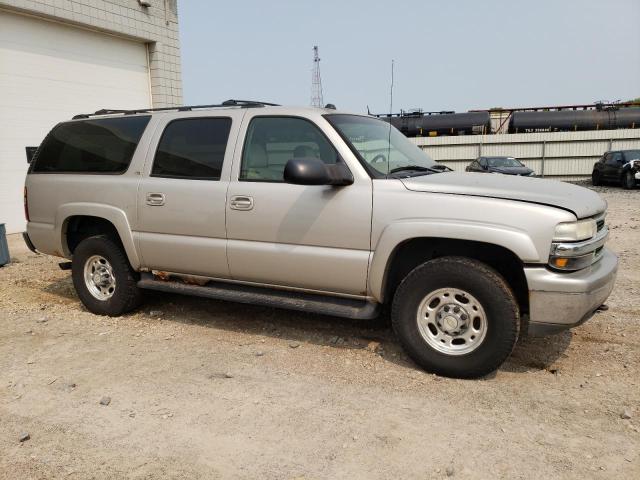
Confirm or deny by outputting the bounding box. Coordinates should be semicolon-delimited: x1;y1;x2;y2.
83;255;116;300
416;288;488;355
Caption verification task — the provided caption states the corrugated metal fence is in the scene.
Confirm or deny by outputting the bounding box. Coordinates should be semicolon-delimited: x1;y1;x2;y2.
410;129;640;180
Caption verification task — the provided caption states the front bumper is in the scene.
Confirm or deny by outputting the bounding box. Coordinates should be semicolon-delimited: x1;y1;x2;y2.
22;232;38;254
524;248;618;335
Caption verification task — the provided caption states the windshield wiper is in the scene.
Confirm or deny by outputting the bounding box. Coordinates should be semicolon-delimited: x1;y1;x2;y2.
388;165;442;175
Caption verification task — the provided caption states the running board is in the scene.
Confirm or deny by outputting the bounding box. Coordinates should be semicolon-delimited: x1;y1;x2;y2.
137;273;380;320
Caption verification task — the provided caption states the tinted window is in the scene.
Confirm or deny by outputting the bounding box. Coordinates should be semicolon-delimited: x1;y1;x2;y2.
152;118;232;180
240;117;338;182
624;150;640;161
607;152;623;166
33;116;150;173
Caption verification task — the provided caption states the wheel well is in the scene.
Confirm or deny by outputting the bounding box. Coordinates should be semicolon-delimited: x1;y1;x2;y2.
382;238;529;314
64;216;123;255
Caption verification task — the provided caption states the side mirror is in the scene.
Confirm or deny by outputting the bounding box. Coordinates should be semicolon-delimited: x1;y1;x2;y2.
25;146;38;164
284;157;353;186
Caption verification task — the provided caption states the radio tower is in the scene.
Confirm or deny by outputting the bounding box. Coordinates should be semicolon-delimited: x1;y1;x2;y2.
310;46;324;108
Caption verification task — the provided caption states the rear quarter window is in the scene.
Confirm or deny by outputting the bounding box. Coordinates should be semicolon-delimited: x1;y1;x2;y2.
31;116;151;174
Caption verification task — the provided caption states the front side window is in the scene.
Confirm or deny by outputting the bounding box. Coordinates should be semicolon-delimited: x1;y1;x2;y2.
607;152;622;166
325;114;438;178
32;116;150;174
240;117;338;182
152;117;232;180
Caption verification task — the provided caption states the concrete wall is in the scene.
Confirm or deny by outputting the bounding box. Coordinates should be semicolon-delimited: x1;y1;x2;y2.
0;0;182;107
411;129;640;180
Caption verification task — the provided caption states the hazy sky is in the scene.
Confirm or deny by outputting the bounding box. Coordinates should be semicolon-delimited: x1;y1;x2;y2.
178;0;640;114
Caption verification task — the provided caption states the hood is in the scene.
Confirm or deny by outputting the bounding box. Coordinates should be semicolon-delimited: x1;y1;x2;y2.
488;166;533;176
401;172;606;218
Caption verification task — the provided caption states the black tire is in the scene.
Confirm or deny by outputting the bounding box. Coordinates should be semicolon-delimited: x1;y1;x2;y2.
71;235;142;316
591;171;601;186
622;171;635;190
391;256;519;379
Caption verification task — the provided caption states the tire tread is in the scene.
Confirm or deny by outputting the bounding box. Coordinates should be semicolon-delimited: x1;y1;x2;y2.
71;235;141;316
391;256;519;378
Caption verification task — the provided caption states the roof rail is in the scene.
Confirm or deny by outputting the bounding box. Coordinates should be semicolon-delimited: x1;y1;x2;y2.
72;99;279;119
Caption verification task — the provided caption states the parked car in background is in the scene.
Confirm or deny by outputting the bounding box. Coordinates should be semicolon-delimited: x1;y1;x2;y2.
23;101;617;379
592;150;640;189
466;156;535;176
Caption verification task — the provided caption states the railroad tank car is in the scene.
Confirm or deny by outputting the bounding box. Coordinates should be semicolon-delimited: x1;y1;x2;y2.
379;112;491;137
508;108;640;133
613;107;640;129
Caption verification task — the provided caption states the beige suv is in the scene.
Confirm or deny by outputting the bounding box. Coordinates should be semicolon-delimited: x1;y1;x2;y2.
24;100;617;378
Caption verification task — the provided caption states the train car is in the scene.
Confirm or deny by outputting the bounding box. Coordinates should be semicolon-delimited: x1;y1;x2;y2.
508;107;640;133
378;111;491;137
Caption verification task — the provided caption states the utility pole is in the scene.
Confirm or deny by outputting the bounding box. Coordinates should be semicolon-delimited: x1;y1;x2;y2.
310;46;324;108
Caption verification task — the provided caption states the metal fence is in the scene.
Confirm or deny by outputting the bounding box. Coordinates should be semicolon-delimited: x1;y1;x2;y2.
410;128;640;180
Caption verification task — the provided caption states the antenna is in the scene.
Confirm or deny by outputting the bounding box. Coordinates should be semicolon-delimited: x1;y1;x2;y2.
386;59;395;174
389;59;394;115
310;46;324;108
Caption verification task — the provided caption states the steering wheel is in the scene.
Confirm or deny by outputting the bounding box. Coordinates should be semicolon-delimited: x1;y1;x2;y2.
371;154;387;165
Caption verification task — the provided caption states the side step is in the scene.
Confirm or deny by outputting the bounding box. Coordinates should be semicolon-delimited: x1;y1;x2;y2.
137;273;380;320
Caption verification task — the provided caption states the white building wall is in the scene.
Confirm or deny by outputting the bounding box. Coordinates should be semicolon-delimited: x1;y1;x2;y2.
0;0;182;233
0;0;182;107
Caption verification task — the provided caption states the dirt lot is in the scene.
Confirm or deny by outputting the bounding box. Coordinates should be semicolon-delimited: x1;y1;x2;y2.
1;185;638;479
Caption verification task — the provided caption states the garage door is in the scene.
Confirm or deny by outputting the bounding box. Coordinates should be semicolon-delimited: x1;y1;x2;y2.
0;10;152;233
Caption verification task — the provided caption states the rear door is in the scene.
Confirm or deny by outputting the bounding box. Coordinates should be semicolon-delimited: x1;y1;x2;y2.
604;152;623;180
136;111;244;277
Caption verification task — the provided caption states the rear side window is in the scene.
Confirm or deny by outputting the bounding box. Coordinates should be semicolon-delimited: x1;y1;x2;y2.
32;116;150;173
152;117;232;180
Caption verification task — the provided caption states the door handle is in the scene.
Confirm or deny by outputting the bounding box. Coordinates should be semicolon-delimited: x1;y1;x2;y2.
229;195;254;211
146;193;165;206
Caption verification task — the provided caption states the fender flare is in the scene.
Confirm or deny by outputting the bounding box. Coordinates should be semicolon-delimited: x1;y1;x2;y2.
368;220;540;302
55;203;140;269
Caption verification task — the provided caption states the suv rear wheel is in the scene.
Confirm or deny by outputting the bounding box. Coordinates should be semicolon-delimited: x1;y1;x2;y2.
71;235;142;316
391;256;519;378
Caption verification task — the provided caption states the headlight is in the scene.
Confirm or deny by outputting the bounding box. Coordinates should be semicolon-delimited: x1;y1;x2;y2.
553;219;597;242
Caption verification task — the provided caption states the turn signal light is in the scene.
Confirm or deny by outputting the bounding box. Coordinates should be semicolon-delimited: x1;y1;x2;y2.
552;258;568;268
549;253;595;271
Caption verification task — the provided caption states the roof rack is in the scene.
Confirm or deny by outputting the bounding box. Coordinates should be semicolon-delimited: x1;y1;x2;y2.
72;99;279;119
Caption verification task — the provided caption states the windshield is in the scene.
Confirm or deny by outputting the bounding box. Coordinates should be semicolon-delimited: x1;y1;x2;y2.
487;157;522;167
325;114;438;177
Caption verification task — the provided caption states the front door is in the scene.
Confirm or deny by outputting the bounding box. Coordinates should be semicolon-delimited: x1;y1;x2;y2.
604;152;622;181
225;115;372;296
136;112;243;277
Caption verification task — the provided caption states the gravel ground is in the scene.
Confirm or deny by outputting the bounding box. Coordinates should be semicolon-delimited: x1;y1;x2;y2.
1;185;638;479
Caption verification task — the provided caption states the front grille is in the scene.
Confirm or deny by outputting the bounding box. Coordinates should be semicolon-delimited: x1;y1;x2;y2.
593;212;606;233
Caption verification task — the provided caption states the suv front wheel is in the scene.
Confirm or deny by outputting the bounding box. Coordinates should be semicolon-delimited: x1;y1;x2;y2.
622;171;635;189
391;256;519;378
71;235;142;316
